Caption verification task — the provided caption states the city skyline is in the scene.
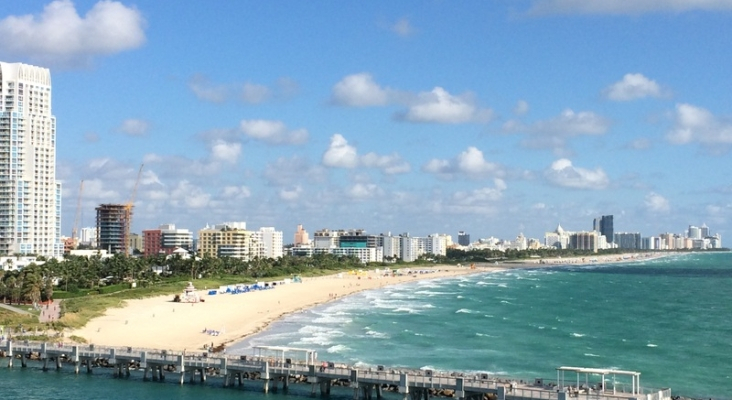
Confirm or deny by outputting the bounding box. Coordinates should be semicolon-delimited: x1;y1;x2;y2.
1;1;731;244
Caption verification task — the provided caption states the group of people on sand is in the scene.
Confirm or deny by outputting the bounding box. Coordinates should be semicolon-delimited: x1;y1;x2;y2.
202;328;222;336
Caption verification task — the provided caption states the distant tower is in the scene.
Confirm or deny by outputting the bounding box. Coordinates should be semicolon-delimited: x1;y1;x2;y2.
594;215;614;244
688;225;701;239
700;223;710;238
458;231;471;246
294;224;310;246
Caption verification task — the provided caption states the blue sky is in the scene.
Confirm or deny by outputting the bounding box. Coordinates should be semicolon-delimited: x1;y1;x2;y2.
1;0;731;242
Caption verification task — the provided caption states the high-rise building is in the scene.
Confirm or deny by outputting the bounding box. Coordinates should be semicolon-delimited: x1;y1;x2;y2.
457;231;470;246
700;223;710;238
688;225;702;240
593;215;614;244
0;62;62;257
294;224;309;246
96;204;128;253
614;232;641;249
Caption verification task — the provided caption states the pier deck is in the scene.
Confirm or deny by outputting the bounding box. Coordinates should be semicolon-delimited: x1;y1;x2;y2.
0;340;671;400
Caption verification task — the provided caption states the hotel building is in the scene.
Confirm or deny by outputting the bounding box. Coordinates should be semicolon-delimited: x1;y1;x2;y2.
0;62;62;257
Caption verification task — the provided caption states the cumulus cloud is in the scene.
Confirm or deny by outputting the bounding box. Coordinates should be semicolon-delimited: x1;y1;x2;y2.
322;134;359;168
117;119;150;136
603;73;667;101
528;0;732;15
625;138;653;150
544;159;609;189
241;83;271;104
189;75;298;104
322;134;410;174
263;156;328;187
423;147;503;179
210;140;241;163
645;192;671;213
169;180;211;209
0;0;146;66
391;18;415;37
348;183;385;200
666;103;732;148
504;109;611;154
360;153;411;174
398;87;493;124
221;185;251;200
279;185;303;201
331;73;391;107
440;179;507;215
188;75;229;103
331;74;492;124
239;120;308;145
514;100;530;116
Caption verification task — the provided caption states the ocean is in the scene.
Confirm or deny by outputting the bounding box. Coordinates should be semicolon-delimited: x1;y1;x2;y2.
1;252;730;399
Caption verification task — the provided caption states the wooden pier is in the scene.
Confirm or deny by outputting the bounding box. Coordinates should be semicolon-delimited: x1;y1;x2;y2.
0;340;671;400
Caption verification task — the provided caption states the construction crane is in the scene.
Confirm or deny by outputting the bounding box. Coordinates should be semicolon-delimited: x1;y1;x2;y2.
122;164;144;255
71;180;84;248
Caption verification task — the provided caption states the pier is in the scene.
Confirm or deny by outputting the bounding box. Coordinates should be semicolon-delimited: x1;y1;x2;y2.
0;340;671;400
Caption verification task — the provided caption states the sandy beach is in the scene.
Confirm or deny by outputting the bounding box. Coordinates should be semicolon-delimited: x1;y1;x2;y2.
69;253;664;351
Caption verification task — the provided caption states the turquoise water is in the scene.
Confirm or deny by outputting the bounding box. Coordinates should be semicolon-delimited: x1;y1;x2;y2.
1;252;730;399
233;252;732;399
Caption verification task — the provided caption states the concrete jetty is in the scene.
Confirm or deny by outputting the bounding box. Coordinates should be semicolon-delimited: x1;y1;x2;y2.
0;340;671;400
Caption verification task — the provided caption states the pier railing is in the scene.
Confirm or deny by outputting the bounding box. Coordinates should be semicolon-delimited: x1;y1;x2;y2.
0;340;671;400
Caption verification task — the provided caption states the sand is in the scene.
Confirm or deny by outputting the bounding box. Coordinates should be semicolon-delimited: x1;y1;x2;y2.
69;266;493;351
68;253;663;351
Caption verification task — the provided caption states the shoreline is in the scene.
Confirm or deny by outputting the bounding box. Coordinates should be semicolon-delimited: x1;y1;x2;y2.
68;252;667;351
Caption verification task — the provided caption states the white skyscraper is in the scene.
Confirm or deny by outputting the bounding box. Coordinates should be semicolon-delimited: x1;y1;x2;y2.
0;62;62;257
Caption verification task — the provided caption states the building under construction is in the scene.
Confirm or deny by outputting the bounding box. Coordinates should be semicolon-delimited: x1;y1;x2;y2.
95;204;130;254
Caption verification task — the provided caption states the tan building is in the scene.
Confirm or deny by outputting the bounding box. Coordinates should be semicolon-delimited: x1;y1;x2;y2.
198;222;259;260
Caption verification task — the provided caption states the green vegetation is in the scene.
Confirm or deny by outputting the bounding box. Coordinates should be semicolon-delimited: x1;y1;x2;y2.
0;252;366;336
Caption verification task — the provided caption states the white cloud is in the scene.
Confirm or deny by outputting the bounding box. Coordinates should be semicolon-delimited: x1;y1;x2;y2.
188;75;228;103
423;147;504;179
81;178;120;202
263;156;327;186
348;183;384;200
666;103;732;147
221;185;251;200
239;119;308;145
241;83;271;104
322;134;410;174
210;140;241;163
529;0;732;15
0;0;146;66
399;87;493;124
331;74;493;125
360;153;411;174
117;119;150;136
544;158;609;189
331;73;390;107
625;138;653;150
279;186;303;201
514;100;530;116
604;73;666;101
644;192;671;213
391;18;415;37
504;109;611;154
170;180;211;209
189;75;298;104
322;134;359;168
440;179;507;215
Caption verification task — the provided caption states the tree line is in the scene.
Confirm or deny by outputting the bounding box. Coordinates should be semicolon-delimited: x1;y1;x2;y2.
0;252;364;305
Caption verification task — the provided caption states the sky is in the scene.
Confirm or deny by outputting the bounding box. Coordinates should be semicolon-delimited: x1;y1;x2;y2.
1;0;731;243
